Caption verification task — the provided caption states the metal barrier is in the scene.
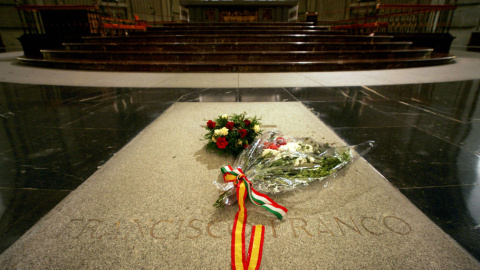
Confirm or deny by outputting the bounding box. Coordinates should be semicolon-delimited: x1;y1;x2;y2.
322;4;456;35
101;16;148;35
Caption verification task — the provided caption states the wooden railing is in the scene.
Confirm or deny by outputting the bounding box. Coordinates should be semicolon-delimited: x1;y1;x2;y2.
16;4;147;37
16;5;101;36
322;4;456;35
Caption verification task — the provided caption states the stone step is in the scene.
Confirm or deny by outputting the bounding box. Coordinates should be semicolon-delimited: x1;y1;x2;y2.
64;42;413;52
154;22;318;27
149;25;328;31
42;49;433;62
18;54;454;72
131;29;347;35
16;20;454;72
83;35;393;44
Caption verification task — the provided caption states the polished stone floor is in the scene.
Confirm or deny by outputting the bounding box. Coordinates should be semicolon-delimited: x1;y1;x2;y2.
0;81;479;262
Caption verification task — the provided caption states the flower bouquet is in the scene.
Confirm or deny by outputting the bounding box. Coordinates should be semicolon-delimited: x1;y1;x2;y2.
214;130;375;208
204;112;262;156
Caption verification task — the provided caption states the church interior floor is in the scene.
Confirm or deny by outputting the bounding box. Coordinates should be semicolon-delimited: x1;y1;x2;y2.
0;49;479;262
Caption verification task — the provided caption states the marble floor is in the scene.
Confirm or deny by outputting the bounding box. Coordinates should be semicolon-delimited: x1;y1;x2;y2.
0;81;479;262
0;49;480;263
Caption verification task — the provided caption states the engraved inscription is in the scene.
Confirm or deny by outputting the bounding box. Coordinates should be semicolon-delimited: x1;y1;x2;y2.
62;215;412;241
334;216;362;236
290;218;314;237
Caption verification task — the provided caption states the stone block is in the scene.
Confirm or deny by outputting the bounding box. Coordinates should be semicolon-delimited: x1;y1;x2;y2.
0;29;23;51
456;0;480;4
451;5;480;28
0;5;22;28
0;103;478;269
450;28;475;46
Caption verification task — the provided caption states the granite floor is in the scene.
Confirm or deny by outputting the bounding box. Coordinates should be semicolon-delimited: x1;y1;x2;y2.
0;81;479;263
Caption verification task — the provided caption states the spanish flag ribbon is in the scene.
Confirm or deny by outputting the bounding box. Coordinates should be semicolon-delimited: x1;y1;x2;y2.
221;165;288;270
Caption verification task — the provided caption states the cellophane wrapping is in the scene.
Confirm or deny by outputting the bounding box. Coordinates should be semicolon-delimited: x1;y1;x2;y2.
213;130;374;208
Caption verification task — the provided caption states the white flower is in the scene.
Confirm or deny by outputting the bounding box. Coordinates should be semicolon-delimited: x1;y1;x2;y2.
308;156;315;163
294;157;307;166
253;125;260;133
214;127;228;136
279;142;300;152
262;149;278;157
218;127;229;136
212;136;217;143
294;159;300;166
304;144;313;153
237;140;243;145
221;114;229;119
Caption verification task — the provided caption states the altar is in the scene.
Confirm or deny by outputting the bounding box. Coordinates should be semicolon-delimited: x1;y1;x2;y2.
179;0;298;22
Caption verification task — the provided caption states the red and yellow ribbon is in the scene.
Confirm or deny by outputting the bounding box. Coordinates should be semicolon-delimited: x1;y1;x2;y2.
222;166;287;270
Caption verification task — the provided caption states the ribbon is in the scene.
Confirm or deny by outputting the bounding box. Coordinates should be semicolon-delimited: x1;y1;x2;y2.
222;165;288;270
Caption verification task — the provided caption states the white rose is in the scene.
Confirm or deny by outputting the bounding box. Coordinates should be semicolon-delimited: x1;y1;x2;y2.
219;127;229;136
237;140;243;145
214;129;221;136
212;136;217;143
253;125;260;133
222;114;229;119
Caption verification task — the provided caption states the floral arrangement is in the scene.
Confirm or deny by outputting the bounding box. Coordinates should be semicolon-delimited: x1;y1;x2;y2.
214;130;374;208
204;112;262;156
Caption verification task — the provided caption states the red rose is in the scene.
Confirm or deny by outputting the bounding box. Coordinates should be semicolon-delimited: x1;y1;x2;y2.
268;144;279;150
264;142;279;150
216;137;229;149
207;120;216;129
275;137;287;146
243;144;249;149
226;121;235;130
239;129;247;138
244;120;251;126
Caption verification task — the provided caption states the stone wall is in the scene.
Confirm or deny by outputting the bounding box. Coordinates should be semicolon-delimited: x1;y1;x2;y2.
130;0;177;23
300;0;348;21
450;0;480;49
0;0;23;51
